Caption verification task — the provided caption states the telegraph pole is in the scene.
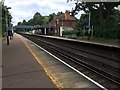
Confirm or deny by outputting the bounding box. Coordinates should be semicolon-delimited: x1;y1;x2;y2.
88;11;91;40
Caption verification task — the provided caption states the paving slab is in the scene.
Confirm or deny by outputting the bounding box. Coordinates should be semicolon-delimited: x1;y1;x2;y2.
20;34;102;89
2;33;57;88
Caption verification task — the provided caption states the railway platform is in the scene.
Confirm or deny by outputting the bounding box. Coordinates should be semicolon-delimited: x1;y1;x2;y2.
2;33;104;89
2;33;57;88
38;34;119;48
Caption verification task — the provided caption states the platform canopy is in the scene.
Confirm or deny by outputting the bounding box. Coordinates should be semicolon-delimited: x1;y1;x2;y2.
33;24;49;29
14;25;33;29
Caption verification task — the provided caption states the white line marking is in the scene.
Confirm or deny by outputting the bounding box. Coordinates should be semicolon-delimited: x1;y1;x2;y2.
26;37;108;90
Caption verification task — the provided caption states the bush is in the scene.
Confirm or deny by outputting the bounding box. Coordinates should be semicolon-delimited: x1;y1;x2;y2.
77;30;84;36
2;32;6;37
62;30;79;38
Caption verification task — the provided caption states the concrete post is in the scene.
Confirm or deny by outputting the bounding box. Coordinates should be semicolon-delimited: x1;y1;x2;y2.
44;28;46;35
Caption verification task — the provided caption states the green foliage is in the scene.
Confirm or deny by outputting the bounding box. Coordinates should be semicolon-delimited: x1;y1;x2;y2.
43;16;49;24
1;2;12;37
48;13;56;22
62;30;79;38
74;2;120;39
32;12;43;25
17;22;22;25
48;12;63;22
33;12;42;18
22;20;27;25
17;11;64;30
56;11;63;16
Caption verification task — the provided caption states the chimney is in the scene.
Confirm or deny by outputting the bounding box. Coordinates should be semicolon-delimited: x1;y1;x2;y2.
65;10;70;20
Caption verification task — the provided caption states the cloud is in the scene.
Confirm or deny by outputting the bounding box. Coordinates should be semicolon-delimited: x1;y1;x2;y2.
4;0;77;26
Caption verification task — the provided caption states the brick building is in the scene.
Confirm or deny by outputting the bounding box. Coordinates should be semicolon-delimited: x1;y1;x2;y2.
50;10;76;36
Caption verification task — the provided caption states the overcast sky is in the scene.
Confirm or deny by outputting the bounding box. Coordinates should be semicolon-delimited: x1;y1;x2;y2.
4;0;83;26
4;0;120;26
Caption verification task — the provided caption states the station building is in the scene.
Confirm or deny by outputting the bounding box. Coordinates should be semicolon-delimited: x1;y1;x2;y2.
50;10;77;36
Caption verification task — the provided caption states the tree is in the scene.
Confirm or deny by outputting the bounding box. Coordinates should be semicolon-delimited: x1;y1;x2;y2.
71;1;120;39
1;1;12;37
27;19;33;25
33;12;42;18
22;20;27;25
48;13;56;22
17;11;64;27
19;12;44;26
32;12;43;25
43;16;49;24
17;22;22;25
77;14;88;29
56;11;63;16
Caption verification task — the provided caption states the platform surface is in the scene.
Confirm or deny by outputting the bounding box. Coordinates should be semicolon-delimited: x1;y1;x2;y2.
2;33;103;89
17;34;102;89
2;33;57;88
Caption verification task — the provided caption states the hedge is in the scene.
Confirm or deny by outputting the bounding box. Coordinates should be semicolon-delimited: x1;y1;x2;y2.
62;30;79;38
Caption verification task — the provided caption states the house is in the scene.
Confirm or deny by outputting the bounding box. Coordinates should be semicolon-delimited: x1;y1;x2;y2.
50;10;76;36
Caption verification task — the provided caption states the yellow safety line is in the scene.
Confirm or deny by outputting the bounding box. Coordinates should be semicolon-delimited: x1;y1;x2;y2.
19;36;62;90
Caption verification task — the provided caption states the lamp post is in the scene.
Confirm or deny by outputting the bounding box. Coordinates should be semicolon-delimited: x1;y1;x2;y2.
57;19;59;35
5;6;11;45
55;19;58;35
49;22;51;34
88;11;91;40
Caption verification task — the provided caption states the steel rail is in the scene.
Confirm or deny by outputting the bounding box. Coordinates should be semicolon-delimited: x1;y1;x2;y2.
21;34;120;88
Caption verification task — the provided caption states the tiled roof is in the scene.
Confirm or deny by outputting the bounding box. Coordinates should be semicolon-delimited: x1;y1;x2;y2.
14;25;33;29
50;10;76;23
33;24;49;29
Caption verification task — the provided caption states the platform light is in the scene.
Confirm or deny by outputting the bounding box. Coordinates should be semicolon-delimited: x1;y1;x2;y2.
5;6;11;45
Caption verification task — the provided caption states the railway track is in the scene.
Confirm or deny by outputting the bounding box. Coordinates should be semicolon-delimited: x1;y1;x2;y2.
21;33;120;89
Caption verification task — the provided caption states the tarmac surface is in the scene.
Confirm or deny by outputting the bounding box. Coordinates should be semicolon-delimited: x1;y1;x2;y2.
2;33;57;88
2;33;102;89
